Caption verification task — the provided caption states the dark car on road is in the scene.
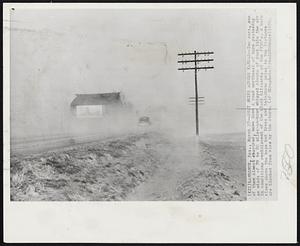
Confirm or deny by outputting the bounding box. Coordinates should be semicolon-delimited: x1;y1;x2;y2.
138;116;151;126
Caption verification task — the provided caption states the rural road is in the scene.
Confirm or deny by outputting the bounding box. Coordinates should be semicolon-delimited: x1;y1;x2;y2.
126;137;206;200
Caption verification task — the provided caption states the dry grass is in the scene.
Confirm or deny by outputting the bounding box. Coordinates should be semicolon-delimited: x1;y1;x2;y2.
10;132;170;201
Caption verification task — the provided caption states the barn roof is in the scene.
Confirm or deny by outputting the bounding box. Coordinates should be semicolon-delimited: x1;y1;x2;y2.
71;92;121;106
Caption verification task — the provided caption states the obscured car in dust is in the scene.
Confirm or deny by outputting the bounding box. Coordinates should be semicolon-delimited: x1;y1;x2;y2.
138;116;151;126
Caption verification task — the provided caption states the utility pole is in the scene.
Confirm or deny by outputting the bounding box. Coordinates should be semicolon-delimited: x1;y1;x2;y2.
178;51;214;136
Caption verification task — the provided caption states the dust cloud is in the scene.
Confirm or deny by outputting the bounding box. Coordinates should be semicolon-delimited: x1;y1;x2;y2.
9;9;245;142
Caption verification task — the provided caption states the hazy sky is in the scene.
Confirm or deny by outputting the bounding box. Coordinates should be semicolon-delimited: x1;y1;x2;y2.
10;8;246;137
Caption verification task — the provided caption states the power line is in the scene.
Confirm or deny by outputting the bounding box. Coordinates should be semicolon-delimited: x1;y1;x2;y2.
178;51;214;56
178;66;214;71
178;59;214;63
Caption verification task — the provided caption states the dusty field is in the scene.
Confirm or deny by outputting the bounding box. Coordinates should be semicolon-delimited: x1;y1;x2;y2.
10;131;246;201
175;141;246;201
10;132;171;201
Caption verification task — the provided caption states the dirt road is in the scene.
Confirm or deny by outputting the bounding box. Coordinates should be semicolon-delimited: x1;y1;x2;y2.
126;137;202;200
126;136;246;201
